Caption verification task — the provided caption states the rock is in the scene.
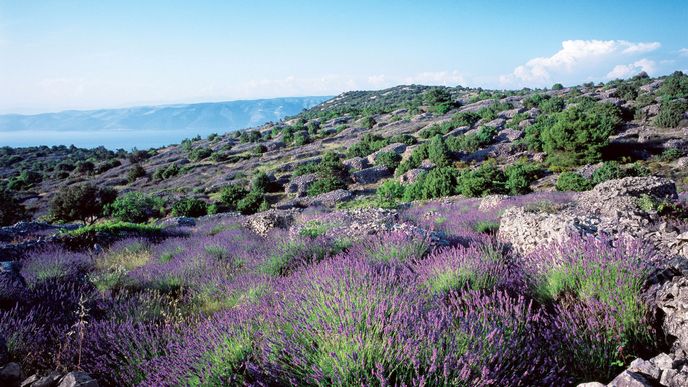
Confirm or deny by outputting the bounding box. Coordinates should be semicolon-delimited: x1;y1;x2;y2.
577;383;605;387
629;358;661;380
0;261;28;309
446;126;470;137
399;168;426;184
244;209;298;237
607;370;652;387
367;143;407;164
159;217;196;228
495;128;523;142
31;372;62;387
651;353;676;371
674;157;688;168
656;276;688;352
342;157;369;171
0;335;8;365
0;362;23;387
286;173;318;197
500;107;526;119
57;372;97;387
478;195;511;211
352;166;391;185
582;176;677;203
308;189;353;207
518;119;534;129
640;80;663;93
265;141;285;152
484;118;506;129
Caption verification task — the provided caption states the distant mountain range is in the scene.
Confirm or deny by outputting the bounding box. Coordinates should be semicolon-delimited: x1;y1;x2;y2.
0;97;331;133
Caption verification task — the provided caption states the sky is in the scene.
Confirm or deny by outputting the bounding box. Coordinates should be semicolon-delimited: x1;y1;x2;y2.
0;0;687;114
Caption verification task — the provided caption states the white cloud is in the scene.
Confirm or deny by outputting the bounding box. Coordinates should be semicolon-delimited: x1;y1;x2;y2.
679;48;688;57
606;59;656;79
500;39;661;86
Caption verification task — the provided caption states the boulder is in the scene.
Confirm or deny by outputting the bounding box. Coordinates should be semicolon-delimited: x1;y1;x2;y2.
21;371;61;387
500;107;526;119
342;157;369;171
398;168;426;184
0;335;8;365
57;372;98;387
478;195;511;211
244;209;298;237
308;189;353;207
576;383;605;387
0;261;28;309
285;173;318;197
607;370;651;387
352;166;391;185
484;118;506;129
656;276;688;352
0;363;23;387
367;143;407;164
495;128;523;142
265;141;285;152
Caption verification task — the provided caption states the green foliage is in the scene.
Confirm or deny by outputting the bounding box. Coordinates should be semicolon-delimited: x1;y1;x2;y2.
252;144;267;155
474;220;500;234
171;198;208;217
654;100;688;128
188;147;213;162
591;161;624;185
375;151;401;171
218;185;249;211
106;192;165;223
657;71;688;99
446;126;497;153
423;87;453;106
376;179;405;207
539;96;565;114
239;130;261;143
504;160;542;195
451;111;481;127
293;132;310;146
556;172;592;192
360;116;376;129
403;167;459;201
659;148;683;162
551;83;564;90
307;176;346;197
427;135;451;167
65;220;162;237
347;134;389;158
299;220;335;238
0;190;28;226
153;164;180;181
540;101;622;167
251;171;272;193
236;190;269;215
7;170;43;191
127;164;146;183
292;162;320;177
50;184;117;224
457;160;507;197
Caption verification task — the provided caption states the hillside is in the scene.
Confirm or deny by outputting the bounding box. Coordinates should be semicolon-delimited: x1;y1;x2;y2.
2;72;688;386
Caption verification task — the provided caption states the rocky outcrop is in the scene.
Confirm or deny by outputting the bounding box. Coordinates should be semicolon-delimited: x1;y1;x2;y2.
308;189;353;207
0;261;27;309
285;173;318;197
352;166;391;185
499;177;679;257
342;157;369;171
244;209;299;236
398;168;426;184
57;371;98;387
367;143;407;164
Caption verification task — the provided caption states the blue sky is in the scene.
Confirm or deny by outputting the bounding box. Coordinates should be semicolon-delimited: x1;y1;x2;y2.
1;0;687;113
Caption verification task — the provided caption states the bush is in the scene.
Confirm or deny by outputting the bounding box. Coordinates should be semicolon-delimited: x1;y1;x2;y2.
591;161;624;185
189;147;213;162
659;148;683;162
551;83;564;90
376;180;405;207
236;191;269;215
0;190;27;226
457;160;507;197
446;126;496;153
347;134;389;158
375;151;401;171
427;135;451;167
50;184;117;224
403;167;459;201
251;172;271;193
505;161;542;195
657;71;688;99
171;198;208;217
654;100;688;128
556;172;592;192
153;164;180;181
541;101;622;167
127;164;146;183
307;176;346;197
106;192;165;223
218;185;249;211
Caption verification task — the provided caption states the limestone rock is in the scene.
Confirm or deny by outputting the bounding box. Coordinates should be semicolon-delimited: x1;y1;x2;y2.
286;173;318;197
57;372;98;387
607;370;651;387
352;166;391;185
0;363;23;387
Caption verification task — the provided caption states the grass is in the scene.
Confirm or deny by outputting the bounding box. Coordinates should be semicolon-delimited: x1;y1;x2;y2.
424;267;496;294
64;221;162;237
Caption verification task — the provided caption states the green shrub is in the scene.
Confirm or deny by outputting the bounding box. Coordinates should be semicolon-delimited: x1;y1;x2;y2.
591;161;624;185
446;126;496;153
539;96;565;114
307;176;345;197
474;220;500;234
106;192;165;223
50;184;117;224
659;148;683;162
423;87;453;106
360;116;376;129
236;190;269;215
541;101;622;167
251;172;271;193
556;172;592;192
347;134;388;158
457;160;507;197
127;164;146;183
0;190;27;226
427;135;451;167
189;147;213;162
252;145;267;155
293;132;310;146
376;179;405;207
403;167;459;201
451;111;481;127
505;161;542;195
657;71;688;99
551;83;564;90
219;185;249;211
375;151;401;171
171;198;208;217
654;100;688;128
65;220;162;237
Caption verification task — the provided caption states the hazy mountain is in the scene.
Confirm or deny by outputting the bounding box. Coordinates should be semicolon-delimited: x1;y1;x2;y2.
0;96;331;148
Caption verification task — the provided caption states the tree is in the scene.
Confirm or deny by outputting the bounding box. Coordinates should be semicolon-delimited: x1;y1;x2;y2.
457;160;507;197
428;135;451;167
219;184;249;211
50;184;117;224
171;197;208;217
106;192;165;223
0;190;27;226
556;172;592;192
127;164;146;183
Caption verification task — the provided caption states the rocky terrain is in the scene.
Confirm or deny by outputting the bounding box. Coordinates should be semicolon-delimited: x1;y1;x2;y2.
1;71;688;386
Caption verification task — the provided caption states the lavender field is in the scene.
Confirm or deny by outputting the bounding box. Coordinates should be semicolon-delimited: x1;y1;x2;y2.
0;192;668;386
